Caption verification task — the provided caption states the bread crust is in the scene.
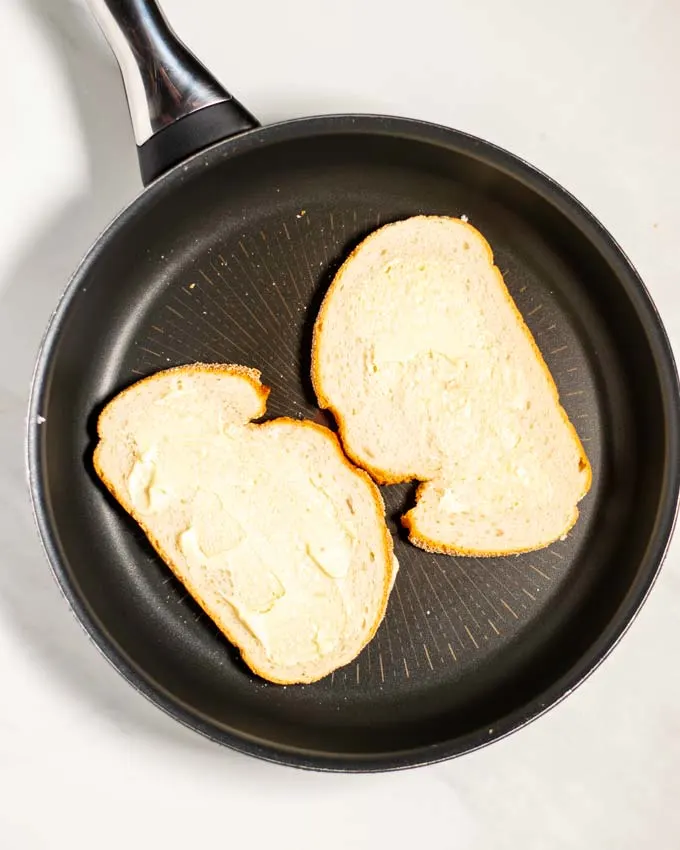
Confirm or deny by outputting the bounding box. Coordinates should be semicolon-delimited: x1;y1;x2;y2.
311;216;592;557
93;363;396;684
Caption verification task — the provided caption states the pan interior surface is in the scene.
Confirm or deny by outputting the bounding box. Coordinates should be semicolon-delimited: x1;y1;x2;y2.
32;120;674;768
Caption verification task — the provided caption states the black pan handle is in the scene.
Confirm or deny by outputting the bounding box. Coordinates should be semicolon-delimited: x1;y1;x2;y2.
86;0;260;185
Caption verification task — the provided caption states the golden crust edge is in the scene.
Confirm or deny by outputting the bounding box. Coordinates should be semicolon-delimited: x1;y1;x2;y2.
310;215;593;554
93;363;395;685
402;496;581;557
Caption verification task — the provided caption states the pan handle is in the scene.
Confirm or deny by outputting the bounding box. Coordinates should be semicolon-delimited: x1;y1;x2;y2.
86;0;260;185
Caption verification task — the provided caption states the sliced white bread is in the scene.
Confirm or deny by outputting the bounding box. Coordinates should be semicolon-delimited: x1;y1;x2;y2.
311;216;592;556
93;364;397;684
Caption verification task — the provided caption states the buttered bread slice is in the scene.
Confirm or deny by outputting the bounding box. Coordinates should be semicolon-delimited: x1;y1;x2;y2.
311;216;591;556
94;364;397;684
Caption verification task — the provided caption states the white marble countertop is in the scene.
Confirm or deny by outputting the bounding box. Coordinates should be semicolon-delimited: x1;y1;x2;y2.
1;0;679;847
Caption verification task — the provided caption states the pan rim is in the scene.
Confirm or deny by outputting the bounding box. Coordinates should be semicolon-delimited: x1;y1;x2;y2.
26;113;680;771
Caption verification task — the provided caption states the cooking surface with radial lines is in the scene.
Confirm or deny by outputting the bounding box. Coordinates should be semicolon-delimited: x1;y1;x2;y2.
125;203;600;692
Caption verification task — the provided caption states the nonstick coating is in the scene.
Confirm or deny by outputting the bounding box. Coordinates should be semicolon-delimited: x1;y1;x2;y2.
29;116;679;770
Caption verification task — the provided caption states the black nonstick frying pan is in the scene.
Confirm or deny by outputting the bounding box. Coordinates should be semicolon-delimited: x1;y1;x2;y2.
27;0;680;771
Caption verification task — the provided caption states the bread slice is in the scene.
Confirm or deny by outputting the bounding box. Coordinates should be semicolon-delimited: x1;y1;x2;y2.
311;216;592;556
93;364;397;684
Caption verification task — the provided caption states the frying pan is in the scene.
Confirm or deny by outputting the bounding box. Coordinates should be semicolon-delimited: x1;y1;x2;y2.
27;0;680;771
